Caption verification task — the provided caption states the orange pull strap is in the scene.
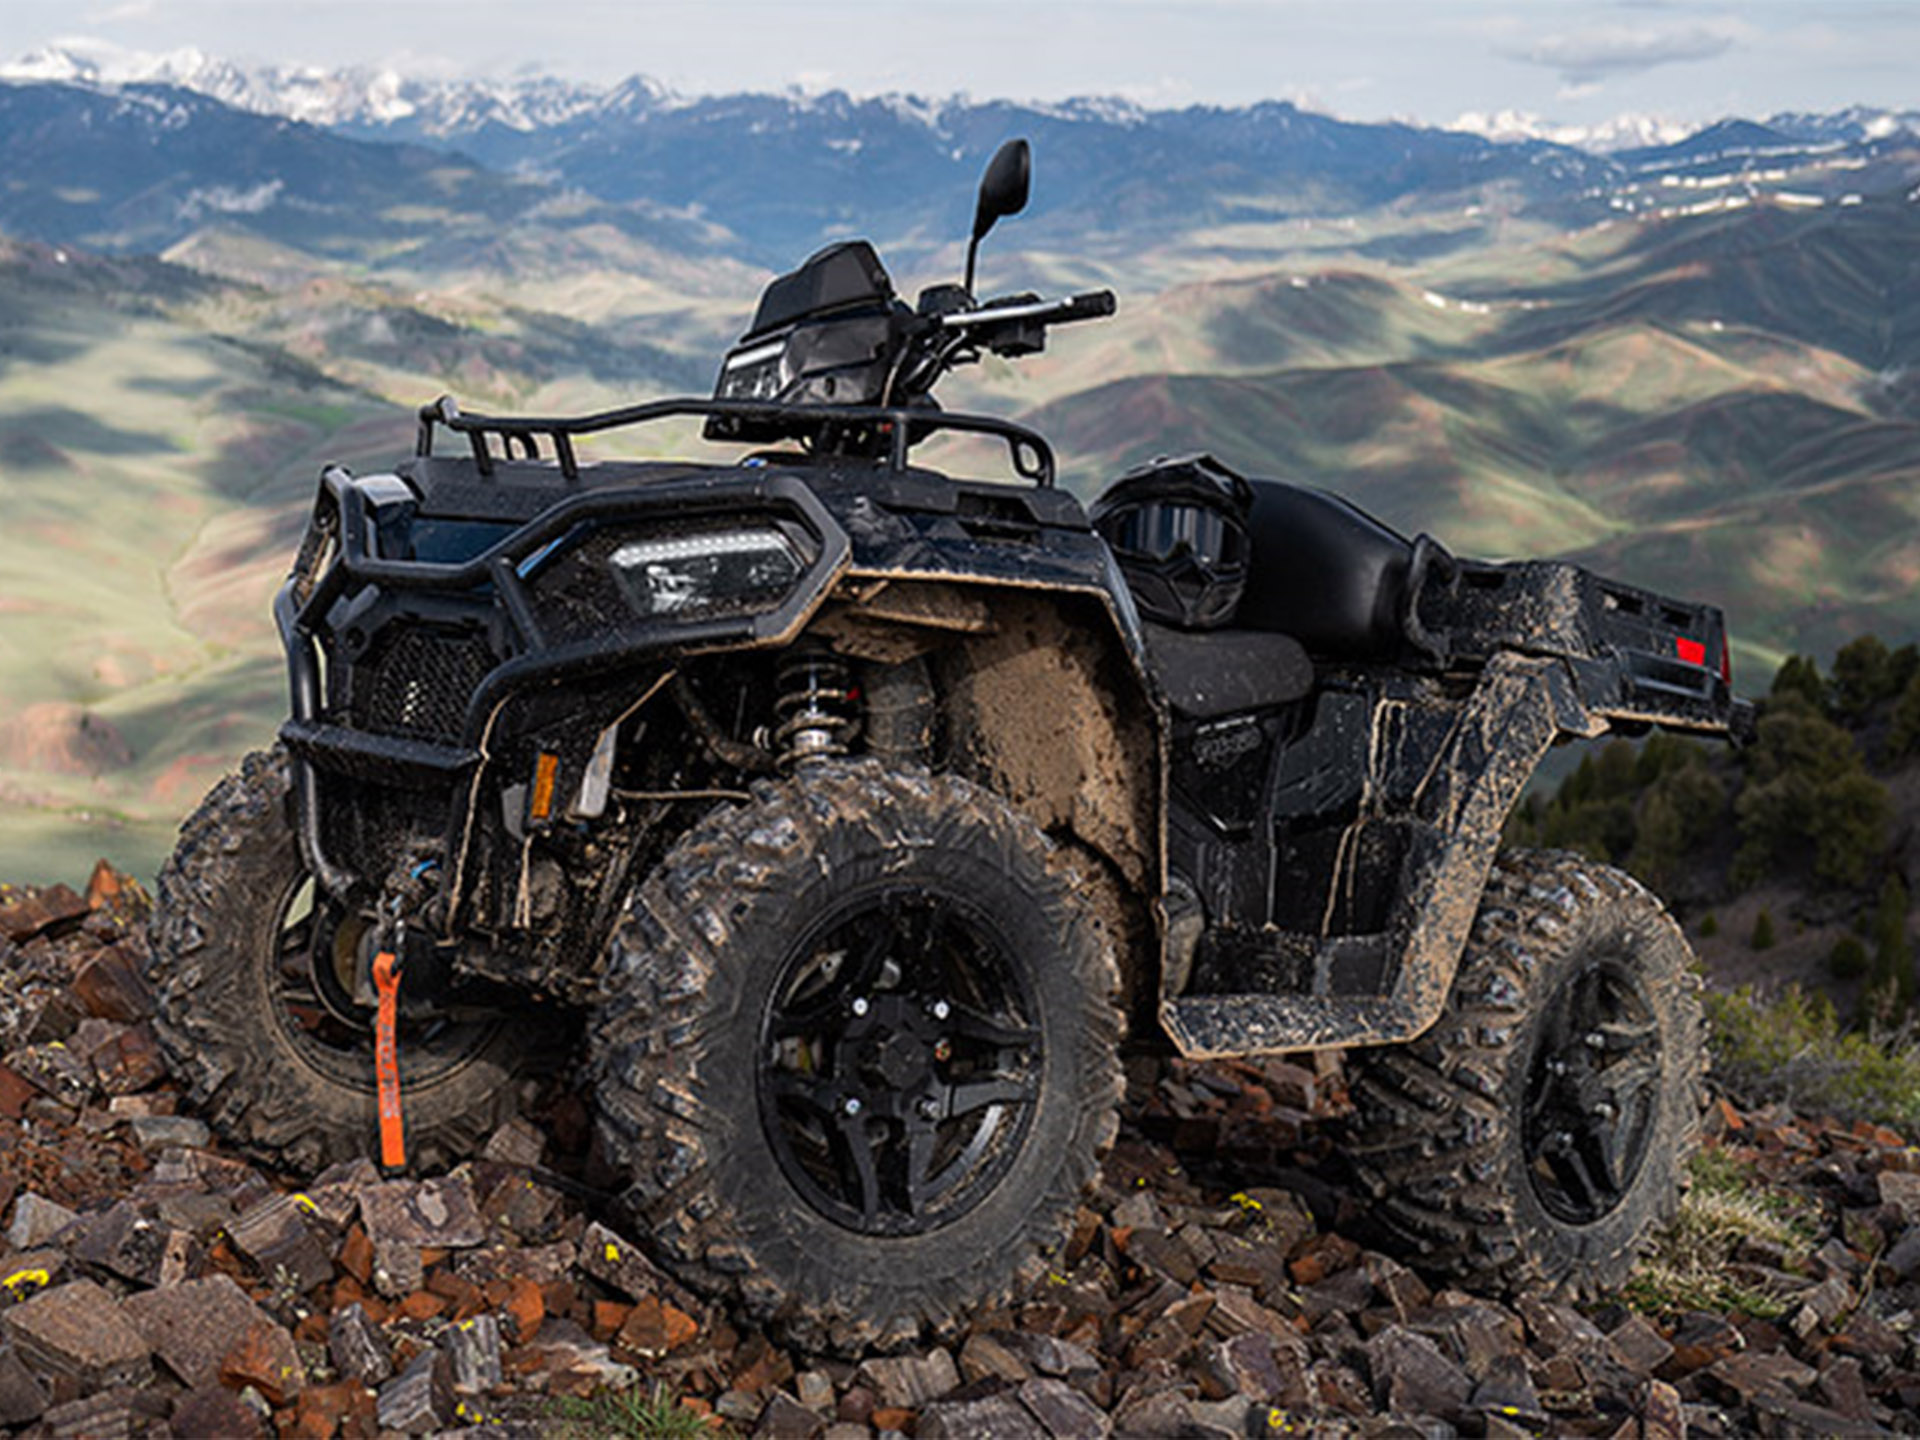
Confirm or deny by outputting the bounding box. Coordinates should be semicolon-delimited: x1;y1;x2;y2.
372;950;407;1172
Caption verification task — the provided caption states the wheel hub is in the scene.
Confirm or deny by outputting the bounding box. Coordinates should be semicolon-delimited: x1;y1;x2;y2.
1522;955;1662;1225
757;890;1041;1237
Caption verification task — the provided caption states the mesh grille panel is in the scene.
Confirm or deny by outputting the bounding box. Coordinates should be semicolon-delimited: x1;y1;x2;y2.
353;628;493;742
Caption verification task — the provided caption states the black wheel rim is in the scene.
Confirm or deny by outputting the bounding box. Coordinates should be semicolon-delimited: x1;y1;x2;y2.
1522;954;1663;1225
267;876;499;1088
756;886;1042;1237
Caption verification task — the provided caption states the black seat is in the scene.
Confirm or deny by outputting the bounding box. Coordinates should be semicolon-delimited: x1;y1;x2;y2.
1143;623;1313;719
1234;480;1414;659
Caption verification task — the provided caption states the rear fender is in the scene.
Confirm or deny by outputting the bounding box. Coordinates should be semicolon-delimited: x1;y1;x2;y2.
1160;652;1599;1057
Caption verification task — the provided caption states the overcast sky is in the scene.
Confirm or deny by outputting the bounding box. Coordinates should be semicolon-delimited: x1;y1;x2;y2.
5;0;1915;128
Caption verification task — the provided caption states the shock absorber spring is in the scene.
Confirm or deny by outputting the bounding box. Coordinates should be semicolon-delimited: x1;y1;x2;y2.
775;649;859;767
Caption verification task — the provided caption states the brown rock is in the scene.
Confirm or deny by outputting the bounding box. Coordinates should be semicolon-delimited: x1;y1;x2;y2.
169;1385;269;1438
0;884;89;943
122;1273;280;1390
1120;1228;1200;1286
498;1272;545;1343
755;1390;829;1439
1700;1351;1817;1407
1467;1352;1548;1431
1815;1355;1875;1423
376;1349;450;1435
860;1348;961;1408
480;1116;547;1169
960;1330;1034;1385
615;1293;699;1358
357;1174;486;1249
229;1192;335;1295
1877;1170;1920;1223
0;1060;36;1119
322;1301;389;1390
1203;1331;1288;1402
5;1191;78;1249
0;1277;150;1390
69;944;152;1024
1018;1376;1110;1439
578;1219;681;1303
1663;1311;1744;1376
1366;1324;1471;1423
918;1392;1044;1439
70;1200;195;1288
439;1313;503;1395
284;1381;376;1440
1641;1377;1685;1440
40;1386;165;1439
219;1316;306;1406
0;1344;50;1426
1607;1312;1675;1378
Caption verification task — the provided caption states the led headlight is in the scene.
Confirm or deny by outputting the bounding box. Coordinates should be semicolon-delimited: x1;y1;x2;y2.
607;525;807;620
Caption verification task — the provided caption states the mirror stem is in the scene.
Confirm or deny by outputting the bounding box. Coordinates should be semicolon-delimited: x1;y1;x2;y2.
963;236;981;298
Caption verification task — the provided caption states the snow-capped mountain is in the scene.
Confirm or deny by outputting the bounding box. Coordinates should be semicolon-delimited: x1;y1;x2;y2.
0;40;612;134
1449;109;1695;153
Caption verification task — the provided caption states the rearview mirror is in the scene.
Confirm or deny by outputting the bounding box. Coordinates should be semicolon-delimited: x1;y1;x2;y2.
965;138;1030;295
972;138;1031;241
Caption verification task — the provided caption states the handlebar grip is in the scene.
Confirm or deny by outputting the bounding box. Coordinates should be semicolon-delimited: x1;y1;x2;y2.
1061;290;1117;321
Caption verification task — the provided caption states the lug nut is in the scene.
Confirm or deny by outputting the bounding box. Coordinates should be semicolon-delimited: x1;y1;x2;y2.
843;1097;862;1116
917;1098;941;1120
1592;1101;1617;1120
851;997;870;1017
1584;1031;1605;1049
930;1000;950;1020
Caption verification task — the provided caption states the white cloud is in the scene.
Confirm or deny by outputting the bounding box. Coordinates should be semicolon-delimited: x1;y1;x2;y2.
1506;23;1739;86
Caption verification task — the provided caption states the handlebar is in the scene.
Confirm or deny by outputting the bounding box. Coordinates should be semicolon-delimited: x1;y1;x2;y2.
937;289;1118;331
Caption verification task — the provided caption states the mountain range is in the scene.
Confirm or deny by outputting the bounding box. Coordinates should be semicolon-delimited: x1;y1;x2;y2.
5;45;1917;263
0;46;1917;880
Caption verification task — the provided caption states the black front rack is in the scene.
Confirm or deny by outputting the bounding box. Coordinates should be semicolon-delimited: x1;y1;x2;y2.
415;395;1058;488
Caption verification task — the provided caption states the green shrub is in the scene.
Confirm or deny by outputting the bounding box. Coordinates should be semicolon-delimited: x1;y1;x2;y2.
1699;912;1719;938
1750;910;1776;950
1705;983;1920;1129
1828;935;1869;980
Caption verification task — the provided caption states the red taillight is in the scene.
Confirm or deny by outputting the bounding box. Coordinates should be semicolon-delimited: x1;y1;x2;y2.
1676;636;1707;666
1721;638;1733;685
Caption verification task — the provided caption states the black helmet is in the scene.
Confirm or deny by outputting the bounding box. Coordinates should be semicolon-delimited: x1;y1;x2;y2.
1091;454;1253;630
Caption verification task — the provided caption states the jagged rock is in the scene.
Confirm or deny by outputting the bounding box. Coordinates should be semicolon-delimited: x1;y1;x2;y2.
1;1277;151;1390
860;1348;961;1408
5;1191;77;1249
122;1274;277;1390
918;1391;1048;1439
327;1301;391;1387
0;1344;51;1426
228;1192;334;1295
440;1313;503;1395
1366;1324;1472;1423
377;1349;450;1434
70;1199;195;1287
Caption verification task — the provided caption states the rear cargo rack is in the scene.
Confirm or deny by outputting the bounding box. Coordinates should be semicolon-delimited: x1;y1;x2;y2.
415;395;1058;487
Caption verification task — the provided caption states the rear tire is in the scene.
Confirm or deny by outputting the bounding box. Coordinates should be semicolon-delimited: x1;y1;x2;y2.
588;761;1124;1353
146;749;563;1174
1346;849;1706;1297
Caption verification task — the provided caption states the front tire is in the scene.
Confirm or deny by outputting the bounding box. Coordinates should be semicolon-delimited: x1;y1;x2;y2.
146;749;562;1173
1346;850;1707;1298
588;761;1124;1353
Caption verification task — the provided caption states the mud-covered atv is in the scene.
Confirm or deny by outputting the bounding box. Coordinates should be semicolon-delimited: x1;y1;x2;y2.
148;140;1752;1352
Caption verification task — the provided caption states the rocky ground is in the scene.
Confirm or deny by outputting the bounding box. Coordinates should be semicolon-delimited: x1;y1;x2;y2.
2;867;1918;1438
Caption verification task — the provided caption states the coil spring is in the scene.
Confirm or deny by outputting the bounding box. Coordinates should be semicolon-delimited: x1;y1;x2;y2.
775;650;859;766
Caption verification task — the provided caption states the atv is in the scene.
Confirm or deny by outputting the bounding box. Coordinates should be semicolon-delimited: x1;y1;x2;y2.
147;139;1753;1352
